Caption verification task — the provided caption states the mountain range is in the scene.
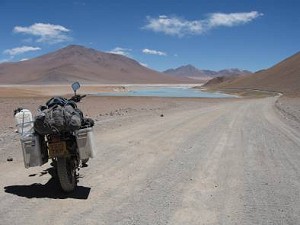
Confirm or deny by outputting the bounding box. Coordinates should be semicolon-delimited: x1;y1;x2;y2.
164;65;252;81
204;51;300;94
1;45;299;94
0;45;191;84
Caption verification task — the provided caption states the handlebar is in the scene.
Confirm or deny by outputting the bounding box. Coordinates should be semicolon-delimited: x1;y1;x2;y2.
69;94;86;103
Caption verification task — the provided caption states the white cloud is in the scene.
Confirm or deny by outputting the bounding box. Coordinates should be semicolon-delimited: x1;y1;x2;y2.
144;11;263;37
14;23;71;44
109;47;132;56
139;62;148;67
3;46;41;56
142;48;167;56
208;11;263;27
0;59;10;63
144;15;203;37
20;58;29;61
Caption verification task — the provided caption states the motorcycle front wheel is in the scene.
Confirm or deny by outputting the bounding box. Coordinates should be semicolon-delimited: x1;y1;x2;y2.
57;157;77;192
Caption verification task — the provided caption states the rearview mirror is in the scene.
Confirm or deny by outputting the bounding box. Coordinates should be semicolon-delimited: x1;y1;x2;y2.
72;82;80;95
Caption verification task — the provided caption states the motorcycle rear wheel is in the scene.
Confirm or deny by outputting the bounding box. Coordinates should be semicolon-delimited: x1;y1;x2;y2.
57;157;76;192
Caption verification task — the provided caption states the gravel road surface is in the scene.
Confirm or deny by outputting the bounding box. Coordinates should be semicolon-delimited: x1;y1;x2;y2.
0;96;299;225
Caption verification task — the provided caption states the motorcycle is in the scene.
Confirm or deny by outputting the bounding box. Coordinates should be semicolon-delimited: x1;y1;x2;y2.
15;82;95;192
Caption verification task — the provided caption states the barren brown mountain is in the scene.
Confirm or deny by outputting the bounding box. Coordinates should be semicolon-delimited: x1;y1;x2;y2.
203;76;237;87
216;51;300;94
0;45;191;84
164;64;251;81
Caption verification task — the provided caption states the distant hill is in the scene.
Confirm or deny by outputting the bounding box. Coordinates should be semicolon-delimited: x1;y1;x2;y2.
213;51;300;94
203;76;237;88
164;64;251;81
164;65;212;81
0;45;192;84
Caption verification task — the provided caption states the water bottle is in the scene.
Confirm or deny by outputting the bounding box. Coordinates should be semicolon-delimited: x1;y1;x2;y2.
14;109;34;135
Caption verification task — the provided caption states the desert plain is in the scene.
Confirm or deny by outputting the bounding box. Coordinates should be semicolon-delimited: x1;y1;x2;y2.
0;84;299;225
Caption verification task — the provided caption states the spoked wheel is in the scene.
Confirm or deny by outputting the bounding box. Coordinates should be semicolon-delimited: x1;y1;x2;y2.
57;157;77;192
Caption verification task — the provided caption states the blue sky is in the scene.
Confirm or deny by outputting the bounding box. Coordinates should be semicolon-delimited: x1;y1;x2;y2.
1;0;300;72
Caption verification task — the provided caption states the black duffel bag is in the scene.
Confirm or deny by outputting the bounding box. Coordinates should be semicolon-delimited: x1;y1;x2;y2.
34;104;83;135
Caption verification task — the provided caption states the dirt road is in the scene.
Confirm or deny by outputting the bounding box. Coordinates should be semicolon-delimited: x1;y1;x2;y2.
0;96;299;224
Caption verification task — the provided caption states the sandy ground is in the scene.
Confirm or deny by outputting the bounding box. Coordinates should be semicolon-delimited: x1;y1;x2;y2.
0;89;299;224
0;85;130;97
0;84;202;97
275;96;300;131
